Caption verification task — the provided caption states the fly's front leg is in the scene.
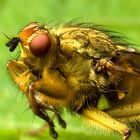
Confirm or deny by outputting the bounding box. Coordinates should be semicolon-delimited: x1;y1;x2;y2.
7;60;27;76
7;60;56;136
81;108;131;140
56;112;66;128
29;83;58;139
40;102;67;129
7;60;37;93
52;107;67;129
42;105;67;129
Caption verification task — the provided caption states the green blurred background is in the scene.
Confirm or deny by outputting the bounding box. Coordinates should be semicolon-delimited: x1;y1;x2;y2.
0;0;140;140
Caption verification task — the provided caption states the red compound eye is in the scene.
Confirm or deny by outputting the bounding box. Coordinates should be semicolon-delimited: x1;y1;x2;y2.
29;33;51;57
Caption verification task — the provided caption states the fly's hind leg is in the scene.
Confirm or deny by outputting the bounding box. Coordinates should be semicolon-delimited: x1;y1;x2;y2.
81;108;131;140
29;83;58;139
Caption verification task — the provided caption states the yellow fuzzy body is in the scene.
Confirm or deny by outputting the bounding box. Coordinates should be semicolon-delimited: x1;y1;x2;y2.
6;22;140;139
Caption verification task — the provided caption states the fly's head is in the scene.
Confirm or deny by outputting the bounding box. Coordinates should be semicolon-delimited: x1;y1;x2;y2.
19;22;52;69
19;22;51;57
5;22;59;68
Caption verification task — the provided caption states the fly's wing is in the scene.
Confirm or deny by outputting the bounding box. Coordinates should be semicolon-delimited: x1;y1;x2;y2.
118;52;140;103
105;47;140;119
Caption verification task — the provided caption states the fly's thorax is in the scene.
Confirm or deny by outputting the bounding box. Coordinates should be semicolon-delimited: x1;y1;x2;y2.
52;27;114;93
53;50;95;94
57;27;116;58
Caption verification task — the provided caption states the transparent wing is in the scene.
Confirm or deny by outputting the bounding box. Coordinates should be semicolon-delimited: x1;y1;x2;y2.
105;50;140;121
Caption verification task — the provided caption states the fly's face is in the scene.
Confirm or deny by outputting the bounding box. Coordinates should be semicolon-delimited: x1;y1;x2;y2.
5;21;140;140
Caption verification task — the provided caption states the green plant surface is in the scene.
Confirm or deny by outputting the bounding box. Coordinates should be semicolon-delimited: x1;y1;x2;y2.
0;0;140;140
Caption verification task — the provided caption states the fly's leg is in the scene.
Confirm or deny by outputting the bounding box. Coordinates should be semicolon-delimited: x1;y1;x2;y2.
29;113;66;137
7;60;65;138
29;83;58;139
52;107;66;129
29;106;66;137
43;105;66;129
81;108;131;140
39;104;67;129
56;113;66;128
7;60;27;77
7;60;37;93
